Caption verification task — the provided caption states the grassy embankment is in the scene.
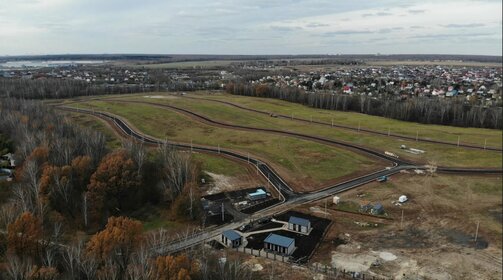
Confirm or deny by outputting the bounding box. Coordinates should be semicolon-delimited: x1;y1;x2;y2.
70;101;379;191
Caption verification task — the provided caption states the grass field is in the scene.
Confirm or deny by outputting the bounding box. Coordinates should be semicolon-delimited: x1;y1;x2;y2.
70;101;379;190
190;93;502;148
110;93;502;168
192;153;247;177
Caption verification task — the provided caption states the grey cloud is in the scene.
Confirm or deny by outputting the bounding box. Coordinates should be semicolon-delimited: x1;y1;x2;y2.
408;32;494;39
377;27;403;33
306;22;330;28
441;23;486;28
362;11;393;17
270;26;302;32
323;30;372;36
408;9;425;14
376;12;393;16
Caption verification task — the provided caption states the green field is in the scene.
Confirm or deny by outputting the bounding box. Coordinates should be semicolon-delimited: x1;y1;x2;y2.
70;101;378;190
192;93;502;148
192;153;247;177
105;93;503;168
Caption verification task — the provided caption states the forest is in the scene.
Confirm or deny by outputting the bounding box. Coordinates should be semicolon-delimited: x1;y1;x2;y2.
225;82;503;129
0;99;260;279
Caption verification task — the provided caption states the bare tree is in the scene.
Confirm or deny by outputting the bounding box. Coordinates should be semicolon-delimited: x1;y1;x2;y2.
123;140;147;173
5;255;32;280
157;143;193;199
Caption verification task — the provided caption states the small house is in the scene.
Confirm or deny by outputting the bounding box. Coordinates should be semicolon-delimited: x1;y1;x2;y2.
247;188;267;201
288;216;311;234
221;230;242;248
263;233;295;256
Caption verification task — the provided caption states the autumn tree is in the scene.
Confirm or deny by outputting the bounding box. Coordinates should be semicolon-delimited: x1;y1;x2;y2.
154;254;198;280
7;212;43;257
86;216;143;278
86;150;142;224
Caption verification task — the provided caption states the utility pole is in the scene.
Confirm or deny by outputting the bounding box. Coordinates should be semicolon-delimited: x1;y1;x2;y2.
324;197;328;218
221;203;225;222
400;209;404;229
474;221;480;243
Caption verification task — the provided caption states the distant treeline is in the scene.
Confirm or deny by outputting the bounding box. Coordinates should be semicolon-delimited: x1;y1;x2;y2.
3;53;500;63
0;78;220;99
226;82;503;129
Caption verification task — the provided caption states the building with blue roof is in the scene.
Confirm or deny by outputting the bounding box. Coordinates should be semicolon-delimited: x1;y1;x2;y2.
288;216;311;234
263;233;295;255
247;188;267;201
221;229;242;248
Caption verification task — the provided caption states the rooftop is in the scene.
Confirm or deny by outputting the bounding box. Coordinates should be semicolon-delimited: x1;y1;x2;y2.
248;188;266;197
222;229;241;241
288;216;310;227
264;233;295;248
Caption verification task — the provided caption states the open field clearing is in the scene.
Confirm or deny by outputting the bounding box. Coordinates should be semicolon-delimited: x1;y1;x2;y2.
69;101;380;191
104;93;503;168
305;173;502;279
188;92;502;149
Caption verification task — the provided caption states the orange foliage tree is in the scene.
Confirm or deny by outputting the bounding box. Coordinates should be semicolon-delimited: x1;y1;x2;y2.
86;150;142;224
154;254;198;280
7;212;43;257
86;216;143;274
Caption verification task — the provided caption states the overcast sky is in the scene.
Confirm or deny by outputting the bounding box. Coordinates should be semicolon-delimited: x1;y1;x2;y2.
0;0;501;56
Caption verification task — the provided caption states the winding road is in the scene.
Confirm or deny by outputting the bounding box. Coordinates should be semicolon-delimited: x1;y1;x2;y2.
56;103;502;255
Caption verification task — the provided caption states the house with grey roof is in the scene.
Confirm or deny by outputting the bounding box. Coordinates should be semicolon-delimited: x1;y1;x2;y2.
263;233;295;256
288;216;311;234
